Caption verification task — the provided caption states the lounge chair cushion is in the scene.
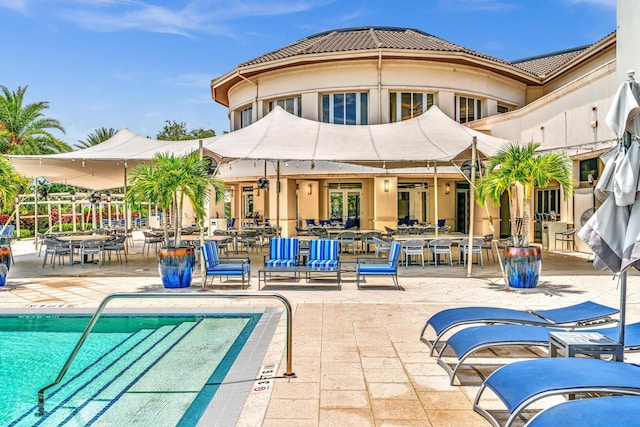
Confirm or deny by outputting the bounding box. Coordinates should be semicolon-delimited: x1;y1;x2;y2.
526;396;640;427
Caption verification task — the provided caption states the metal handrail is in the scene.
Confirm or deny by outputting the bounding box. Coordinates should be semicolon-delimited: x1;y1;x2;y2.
37;292;295;416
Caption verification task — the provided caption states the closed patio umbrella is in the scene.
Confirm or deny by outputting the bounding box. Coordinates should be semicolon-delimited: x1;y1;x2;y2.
578;70;640;351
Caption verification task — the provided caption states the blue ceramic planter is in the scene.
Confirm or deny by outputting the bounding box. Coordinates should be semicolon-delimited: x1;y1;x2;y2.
503;246;542;289
157;247;196;288
0;247;10;286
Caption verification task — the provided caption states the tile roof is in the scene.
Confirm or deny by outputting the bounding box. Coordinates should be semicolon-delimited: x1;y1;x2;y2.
510;46;590;78
239;26;511;68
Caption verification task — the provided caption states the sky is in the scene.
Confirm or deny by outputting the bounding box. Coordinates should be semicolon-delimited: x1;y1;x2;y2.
0;0;617;148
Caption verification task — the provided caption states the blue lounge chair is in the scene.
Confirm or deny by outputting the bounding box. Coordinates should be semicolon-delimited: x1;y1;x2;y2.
264;237;299;267
473;358;640;427
525;395;640;427
201;241;250;288
420;301;618;355
437;322;640;384
355;241;401;289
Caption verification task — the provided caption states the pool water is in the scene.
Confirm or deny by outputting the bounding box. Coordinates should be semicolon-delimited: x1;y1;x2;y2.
0;313;261;426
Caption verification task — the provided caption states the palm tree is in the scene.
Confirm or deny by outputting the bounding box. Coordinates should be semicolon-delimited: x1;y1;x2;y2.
0;157;28;211
475;142;573;247
76;127;117;149
125;151;225;247
0;85;71;154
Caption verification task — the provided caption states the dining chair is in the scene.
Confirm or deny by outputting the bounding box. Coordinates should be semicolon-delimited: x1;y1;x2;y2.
401;238;425;267
80;239;105;268
427;238;453;266
458;237;484;267
336;231;357;254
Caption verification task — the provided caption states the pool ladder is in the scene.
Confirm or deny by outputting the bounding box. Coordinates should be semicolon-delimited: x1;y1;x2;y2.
37;292;295;417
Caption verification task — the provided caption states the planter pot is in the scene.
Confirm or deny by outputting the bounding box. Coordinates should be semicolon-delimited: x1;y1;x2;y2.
503;246;542;289
157;247;196;288
0;246;10;286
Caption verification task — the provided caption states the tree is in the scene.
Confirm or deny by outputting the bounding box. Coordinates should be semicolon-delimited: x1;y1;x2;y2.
474;142;573;247
125;151;225;247
156;120;216;141
77;127;116;149
0;85;71;154
0;157;28;212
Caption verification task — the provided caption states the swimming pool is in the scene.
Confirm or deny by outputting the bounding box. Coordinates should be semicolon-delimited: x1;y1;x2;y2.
0;312;270;426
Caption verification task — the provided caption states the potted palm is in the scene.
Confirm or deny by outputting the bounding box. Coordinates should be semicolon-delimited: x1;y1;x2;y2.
475;142;573;288
126;151;224;288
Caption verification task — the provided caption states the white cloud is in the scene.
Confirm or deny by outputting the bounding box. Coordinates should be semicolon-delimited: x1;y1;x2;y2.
0;0;29;12
568;0;616;7
436;0;516;12
31;0;335;37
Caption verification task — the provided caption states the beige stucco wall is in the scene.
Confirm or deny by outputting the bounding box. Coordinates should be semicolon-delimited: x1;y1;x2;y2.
226;58;528;130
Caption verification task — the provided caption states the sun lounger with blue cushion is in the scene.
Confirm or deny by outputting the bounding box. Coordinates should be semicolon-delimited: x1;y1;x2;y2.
420;301;618;355
437;322;640;384
524;395;640;427
473;358;640;427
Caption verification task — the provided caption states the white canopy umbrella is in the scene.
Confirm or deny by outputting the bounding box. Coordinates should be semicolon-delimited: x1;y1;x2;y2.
5;128;216;190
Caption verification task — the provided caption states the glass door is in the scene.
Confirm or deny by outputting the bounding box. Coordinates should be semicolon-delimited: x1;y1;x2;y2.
455;183;470;233
329;189;361;225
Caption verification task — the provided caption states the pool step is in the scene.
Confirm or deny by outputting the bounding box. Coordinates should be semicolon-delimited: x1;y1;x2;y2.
20;321;200;427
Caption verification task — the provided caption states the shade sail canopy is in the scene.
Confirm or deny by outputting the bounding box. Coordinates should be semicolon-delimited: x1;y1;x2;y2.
205;105;508;167
5;128;217;190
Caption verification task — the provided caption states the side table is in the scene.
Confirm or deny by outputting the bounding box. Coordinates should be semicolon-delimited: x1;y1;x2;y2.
549;331;623;361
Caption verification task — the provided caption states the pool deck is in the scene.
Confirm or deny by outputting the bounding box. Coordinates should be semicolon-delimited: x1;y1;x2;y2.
2;236;640;426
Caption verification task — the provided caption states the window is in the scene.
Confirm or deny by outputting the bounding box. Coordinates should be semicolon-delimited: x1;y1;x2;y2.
579;158;599;182
321;92;368;125
497;105;511;114
240;107;253;128
536;188;561;216
269;97;302;116
390;92;434;122
456;96;482;123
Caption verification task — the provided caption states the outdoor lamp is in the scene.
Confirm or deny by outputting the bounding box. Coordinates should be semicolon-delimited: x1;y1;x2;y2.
445;183;451;195
384;179;390;192
306;184;312;196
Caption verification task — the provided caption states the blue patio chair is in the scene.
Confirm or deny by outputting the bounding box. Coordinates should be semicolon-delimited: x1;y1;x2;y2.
355;241;401;289
436;322;640;385
305;219;317;228
319;219;331;227
473;358;640;427
264;237;299;267
419;300;619;355
201;241;250;288
306;239;341;287
227;218;237;230
525;395;640;427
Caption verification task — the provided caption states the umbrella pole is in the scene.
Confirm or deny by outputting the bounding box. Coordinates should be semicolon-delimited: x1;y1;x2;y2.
619;271;627;354
434;164;439;237
467;137;477;277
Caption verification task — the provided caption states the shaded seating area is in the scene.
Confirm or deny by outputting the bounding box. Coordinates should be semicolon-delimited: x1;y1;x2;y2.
436;322;640;385
473;358;640;427
355;241;401;289
201;241;251;288
420;301;619;355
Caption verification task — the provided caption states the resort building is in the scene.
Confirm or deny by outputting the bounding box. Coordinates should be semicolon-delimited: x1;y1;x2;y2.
210;25;623;247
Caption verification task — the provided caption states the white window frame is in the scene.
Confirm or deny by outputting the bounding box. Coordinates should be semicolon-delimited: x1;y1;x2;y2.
268;97;302;116
321;92;368;125
240;106;253;128
455;96;482;123
390;92;434;122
